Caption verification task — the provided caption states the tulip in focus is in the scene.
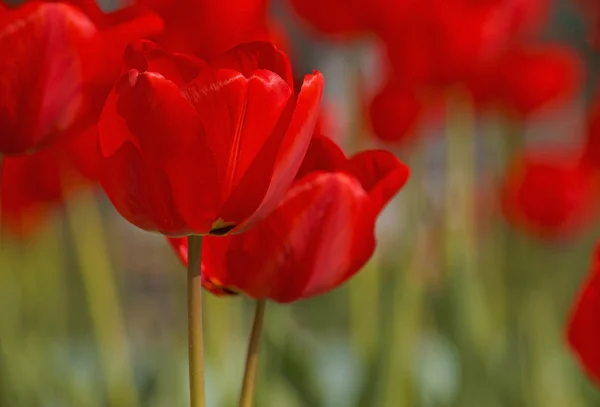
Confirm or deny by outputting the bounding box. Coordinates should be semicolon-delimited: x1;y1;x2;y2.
97;40;324;237
169;134;410;302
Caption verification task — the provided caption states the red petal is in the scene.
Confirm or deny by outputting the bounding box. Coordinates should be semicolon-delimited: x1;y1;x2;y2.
1;147;63;238
202;171;375;303
369;82;424;145
342;150;410;214
495;44;584;115
89;11;164;81
501;150;598;239
99;69;202;162
180;68;293;227
100;143;190;235
147;0;269;58
0;3;96;154
210;41;294;89
98;70;218;234
568;244;600;385
123;40;205;86
239;71;324;229
294;134;347;180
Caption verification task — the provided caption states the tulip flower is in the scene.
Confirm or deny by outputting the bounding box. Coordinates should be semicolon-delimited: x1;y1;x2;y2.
97;40;324;237
0;1;163;155
1;127;99;239
369;81;425;145
501;149;598;239
491;44;583;116
582;92;600;169
567;242;600;385
288;0;367;38
136;0;269;57
168;133;410;302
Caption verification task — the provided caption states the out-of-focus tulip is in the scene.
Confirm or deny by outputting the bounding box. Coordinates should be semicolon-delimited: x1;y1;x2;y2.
501;150;598;239
369;81;425;145
287;0;366;38
491;44;584;116
97;41;324;237
1;127;99;239
567;242;600;385
169;134;410;302
136;0;269;58
582;92;600;169
0;1;163;155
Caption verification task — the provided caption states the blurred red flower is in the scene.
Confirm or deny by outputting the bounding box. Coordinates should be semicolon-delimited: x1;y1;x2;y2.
368;81;426;145
501;150;599;239
379;0;548;87
136;0;269;58
97;41;324;237
582;92;600;169
0;1;163;155
168;134;410;302
287;0;367;38
489;43;584;116
1;127;99;239
567;242;600;385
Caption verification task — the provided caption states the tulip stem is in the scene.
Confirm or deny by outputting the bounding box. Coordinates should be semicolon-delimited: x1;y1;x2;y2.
187;235;206;407
239;299;267;407
0;153;3;245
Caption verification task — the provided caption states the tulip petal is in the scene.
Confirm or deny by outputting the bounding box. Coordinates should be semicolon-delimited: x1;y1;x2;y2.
210;41;294;88
0;3;96;154
123;40;205;87
342;150;410;213
239;71;324;229
568;245;600;385
101;143;190;235
295;133;347;180
202;172;373;303
181;68;293;227
98;69;219;234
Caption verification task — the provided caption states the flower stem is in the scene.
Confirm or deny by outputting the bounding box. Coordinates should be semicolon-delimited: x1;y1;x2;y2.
187;235;206;407
239;299;267;407
0;153;4;246
65;187;139;407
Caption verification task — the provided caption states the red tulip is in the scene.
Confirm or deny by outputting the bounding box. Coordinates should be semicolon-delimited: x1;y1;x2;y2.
381;1;516;87
168;134;410;303
369;81;425;145
287;0;367;38
136;0;269;58
491;44;583;115
1;127;98;239
0;2;163;155
501;150;598;239
582;92;600;169
567;242;600;385
97;41;324;237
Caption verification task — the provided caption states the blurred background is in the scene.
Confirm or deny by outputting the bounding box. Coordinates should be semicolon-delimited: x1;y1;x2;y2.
2;0;600;406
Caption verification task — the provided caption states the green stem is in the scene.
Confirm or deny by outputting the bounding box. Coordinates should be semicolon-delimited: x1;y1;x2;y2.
0;153;4;247
65;187;139;407
239;299;267;407
187;235;206;407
